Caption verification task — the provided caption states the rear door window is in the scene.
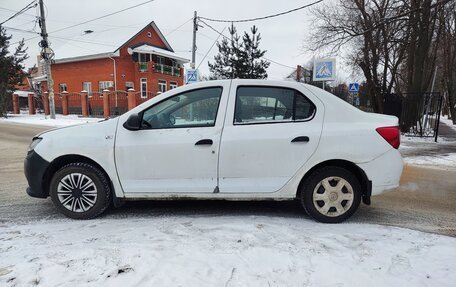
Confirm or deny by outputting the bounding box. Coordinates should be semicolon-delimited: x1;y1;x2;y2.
234;86;315;124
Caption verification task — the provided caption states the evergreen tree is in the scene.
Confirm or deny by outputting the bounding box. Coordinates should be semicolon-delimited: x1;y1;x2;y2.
0;26;29;117
208;24;241;79
239;26;270;79
208;24;269;79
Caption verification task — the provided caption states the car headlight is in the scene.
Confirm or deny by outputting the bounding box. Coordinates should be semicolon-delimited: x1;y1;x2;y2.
28;137;42;152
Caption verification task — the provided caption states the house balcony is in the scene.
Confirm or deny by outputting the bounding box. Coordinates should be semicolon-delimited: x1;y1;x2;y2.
137;62;182;77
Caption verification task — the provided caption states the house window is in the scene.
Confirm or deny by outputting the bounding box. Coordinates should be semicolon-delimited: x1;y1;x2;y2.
126;81;134;91
59;83;67;93
140;78;147;98
82;82;92;96
158;80;166;94
170;81;178;90
147;32;152;38
171;60;180;69
156;56;165;65
139;53;149;63
99;81;113;91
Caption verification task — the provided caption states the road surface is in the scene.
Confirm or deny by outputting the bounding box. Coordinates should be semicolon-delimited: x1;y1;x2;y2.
0;121;455;236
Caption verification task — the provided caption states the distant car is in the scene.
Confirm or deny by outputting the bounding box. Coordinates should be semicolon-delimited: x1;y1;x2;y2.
24;80;403;223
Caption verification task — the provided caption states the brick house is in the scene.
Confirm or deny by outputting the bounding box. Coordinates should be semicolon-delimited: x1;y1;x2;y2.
36;21;189;97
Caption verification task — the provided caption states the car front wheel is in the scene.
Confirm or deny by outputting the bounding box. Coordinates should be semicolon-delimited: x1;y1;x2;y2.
300;166;361;223
50;162;111;219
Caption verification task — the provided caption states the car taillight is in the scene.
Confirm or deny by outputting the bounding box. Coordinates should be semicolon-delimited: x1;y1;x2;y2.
376;126;400;149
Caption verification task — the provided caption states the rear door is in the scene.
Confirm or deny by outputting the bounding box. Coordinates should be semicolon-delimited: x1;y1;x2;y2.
218;82;324;193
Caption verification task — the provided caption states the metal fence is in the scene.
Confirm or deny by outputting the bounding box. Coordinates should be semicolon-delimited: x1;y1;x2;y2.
384;92;443;140
109;91;128;116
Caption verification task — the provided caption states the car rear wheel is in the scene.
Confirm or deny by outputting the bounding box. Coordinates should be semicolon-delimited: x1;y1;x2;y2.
50;162;111;219
300;166;361;223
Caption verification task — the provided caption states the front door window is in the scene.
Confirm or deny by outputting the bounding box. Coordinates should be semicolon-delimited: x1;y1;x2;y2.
142;87;223;129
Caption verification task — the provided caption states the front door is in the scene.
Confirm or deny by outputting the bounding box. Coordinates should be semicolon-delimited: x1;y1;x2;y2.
115;85;228;194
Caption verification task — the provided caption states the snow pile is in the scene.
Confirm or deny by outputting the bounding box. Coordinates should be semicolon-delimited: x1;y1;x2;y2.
401;135;452;144
2;113;100;127
404;153;456;168
1;216;455;286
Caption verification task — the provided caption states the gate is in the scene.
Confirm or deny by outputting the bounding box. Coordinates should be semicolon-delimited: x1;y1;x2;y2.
88;92;104;117
110;91;128;117
67;93;82;115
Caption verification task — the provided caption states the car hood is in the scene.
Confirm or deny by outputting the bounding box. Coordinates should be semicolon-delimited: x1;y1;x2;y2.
33;118;118;141
34;118;113;139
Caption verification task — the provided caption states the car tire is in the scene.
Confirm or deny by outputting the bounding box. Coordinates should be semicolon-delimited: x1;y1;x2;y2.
50;162;111;219
300;166;361;223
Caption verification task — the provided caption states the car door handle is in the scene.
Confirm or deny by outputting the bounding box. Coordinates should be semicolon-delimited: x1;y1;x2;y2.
291;136;309;143
195;139;213;146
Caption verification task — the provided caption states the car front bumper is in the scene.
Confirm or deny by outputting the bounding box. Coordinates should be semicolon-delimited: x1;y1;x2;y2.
24;150;50;198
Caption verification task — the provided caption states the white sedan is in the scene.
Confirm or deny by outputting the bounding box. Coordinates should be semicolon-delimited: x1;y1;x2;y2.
24;80;403;223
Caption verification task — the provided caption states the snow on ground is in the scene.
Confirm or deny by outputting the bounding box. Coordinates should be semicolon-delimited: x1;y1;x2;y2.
1;112;100;127
404;153;456;167
0;216;455;287
399;116;456;168
401;135;452;144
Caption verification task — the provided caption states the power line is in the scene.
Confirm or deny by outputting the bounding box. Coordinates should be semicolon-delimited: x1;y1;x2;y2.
165;17;193;36
2;19;37;30
199;19;295;70
48;0;156;34
199;0;323;23
0;0;37;26
196;27;226;70
0;7;36;18
3;26;39;34
49;35;118;47
261;56;295;69
10;0;156;45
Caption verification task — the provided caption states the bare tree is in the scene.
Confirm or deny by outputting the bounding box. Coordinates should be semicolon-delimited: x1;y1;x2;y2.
440;0;456;123
308;0;408;113
308;0;451;120
405;0;445;93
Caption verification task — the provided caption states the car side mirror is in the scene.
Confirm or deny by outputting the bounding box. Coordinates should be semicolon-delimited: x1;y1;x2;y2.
123;113;141;131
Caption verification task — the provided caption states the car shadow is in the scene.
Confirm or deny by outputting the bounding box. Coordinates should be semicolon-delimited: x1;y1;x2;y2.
105;199;309;220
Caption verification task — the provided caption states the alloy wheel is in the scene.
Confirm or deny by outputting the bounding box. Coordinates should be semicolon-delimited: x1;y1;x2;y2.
57;173;98;212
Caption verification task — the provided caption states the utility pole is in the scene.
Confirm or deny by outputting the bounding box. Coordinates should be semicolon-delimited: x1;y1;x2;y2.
191;11;198;69
39;0;55;119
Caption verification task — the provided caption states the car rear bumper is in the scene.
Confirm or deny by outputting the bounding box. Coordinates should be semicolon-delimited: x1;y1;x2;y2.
357;148;403;196
24;150;50;198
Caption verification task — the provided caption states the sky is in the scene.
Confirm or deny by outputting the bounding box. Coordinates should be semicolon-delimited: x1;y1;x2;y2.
0;0;357;82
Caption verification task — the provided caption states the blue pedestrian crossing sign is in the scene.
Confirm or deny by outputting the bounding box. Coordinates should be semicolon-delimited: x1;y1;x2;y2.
186;69;199;84
348;83;359;93
313;58;336;81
